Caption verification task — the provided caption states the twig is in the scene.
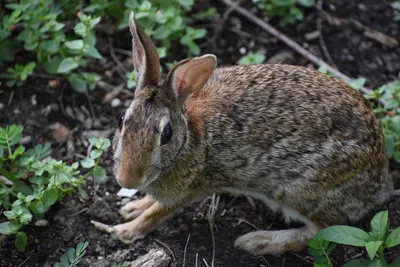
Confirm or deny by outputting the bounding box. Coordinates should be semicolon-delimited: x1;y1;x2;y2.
207;194;220;267
260;256;271;267
202;258;210;267
71;207;88;217
317;0;337;69
85;92;95;118
236;218;260;230
18;250;34;267
108;38;129;81
210;1;240;53
182;233;191;267
220;0;384;104
153;239;176;265
195;253;199;267
114;47;133;57
8;90;14;106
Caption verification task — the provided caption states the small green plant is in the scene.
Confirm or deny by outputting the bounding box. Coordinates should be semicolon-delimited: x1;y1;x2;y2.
392;1;400;21
238;52;266;65
0;125;110;251
308;210;400;267
0;62;36;87
252;0;315;26
53;241;89;267
1;1;102;92
365;81;400;162
1;0;209;91
126;70;137;89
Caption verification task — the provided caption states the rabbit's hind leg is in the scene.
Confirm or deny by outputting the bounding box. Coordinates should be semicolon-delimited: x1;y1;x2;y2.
119;194;155;221
234;219;319;256
234;205;320;256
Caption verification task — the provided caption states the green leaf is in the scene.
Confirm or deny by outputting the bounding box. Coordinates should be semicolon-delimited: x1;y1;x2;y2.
90;149;103;159
93;166;106;183
390;258;400;267
370;210;388;241
74;23;87;36
369;259;389;267
68;73;87;93
42;188;59;208
298;0;315;7
60;254;69;266
317;225;371;246
58;58;79;73
177;0;194;9
386;227;400;248
15;232;27;252
84;46;102;59
343;259;372;267
65;39;84;50
365;241;383;260
81;158;95;168
384;135;395;158
67;247;76;262
347;78;366;90
0;221;18;235
76;241;89;255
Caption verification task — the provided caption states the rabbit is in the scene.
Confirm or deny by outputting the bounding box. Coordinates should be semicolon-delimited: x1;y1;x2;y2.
109;11;393;256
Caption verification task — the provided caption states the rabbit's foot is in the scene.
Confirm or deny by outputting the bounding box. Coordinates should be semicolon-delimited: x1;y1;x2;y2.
234;227;316;255
119;194;155;221
94;200;181;244
112;220;147;244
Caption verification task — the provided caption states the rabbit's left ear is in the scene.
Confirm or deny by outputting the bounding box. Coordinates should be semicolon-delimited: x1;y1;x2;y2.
165;54;217;104
129;11;160;93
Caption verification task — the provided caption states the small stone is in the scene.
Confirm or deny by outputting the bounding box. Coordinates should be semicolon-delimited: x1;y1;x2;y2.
117;188;138;198
239;47;246;55
111;98;121;108
35;219;48;227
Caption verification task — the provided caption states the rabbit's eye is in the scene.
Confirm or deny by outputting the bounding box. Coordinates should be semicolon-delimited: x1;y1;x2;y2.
117;110;126;130
161;122;173;145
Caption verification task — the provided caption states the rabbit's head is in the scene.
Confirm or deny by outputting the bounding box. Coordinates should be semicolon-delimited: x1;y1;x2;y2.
113;12;216;189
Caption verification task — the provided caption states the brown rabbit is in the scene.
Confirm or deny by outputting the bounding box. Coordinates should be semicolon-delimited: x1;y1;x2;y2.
107;12;393;255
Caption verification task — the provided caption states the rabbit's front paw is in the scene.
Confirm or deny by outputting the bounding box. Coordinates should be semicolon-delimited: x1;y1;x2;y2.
119;194;154;221
112;220;147;244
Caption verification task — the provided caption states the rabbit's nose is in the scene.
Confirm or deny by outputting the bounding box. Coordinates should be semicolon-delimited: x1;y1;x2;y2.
116;167;144;189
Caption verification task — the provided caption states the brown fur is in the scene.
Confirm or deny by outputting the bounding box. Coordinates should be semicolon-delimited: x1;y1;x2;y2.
110;12;393;256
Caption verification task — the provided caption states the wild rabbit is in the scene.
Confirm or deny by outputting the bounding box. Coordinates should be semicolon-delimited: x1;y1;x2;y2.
108;12;393;255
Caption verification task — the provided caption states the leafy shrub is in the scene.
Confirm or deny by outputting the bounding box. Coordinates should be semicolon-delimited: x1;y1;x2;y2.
392;1;400;21
252;0;316;26
53;241;89;267
238;52;266;65
308;210;400;267
0;0;102;92
365;81;400;162
0;125;110;251
0;0;209;92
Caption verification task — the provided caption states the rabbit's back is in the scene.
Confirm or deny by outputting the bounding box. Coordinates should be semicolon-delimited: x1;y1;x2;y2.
186;64;390;225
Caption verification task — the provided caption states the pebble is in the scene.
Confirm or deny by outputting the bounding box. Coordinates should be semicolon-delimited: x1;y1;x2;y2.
239;47;246;55
35;219;48;227
111;98;121;107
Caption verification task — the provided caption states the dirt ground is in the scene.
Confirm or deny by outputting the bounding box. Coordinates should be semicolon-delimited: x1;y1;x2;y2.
1;0;400;266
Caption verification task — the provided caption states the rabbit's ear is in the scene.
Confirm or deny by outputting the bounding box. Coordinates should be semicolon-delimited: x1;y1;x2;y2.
129;12;160;92
166;54;217;104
